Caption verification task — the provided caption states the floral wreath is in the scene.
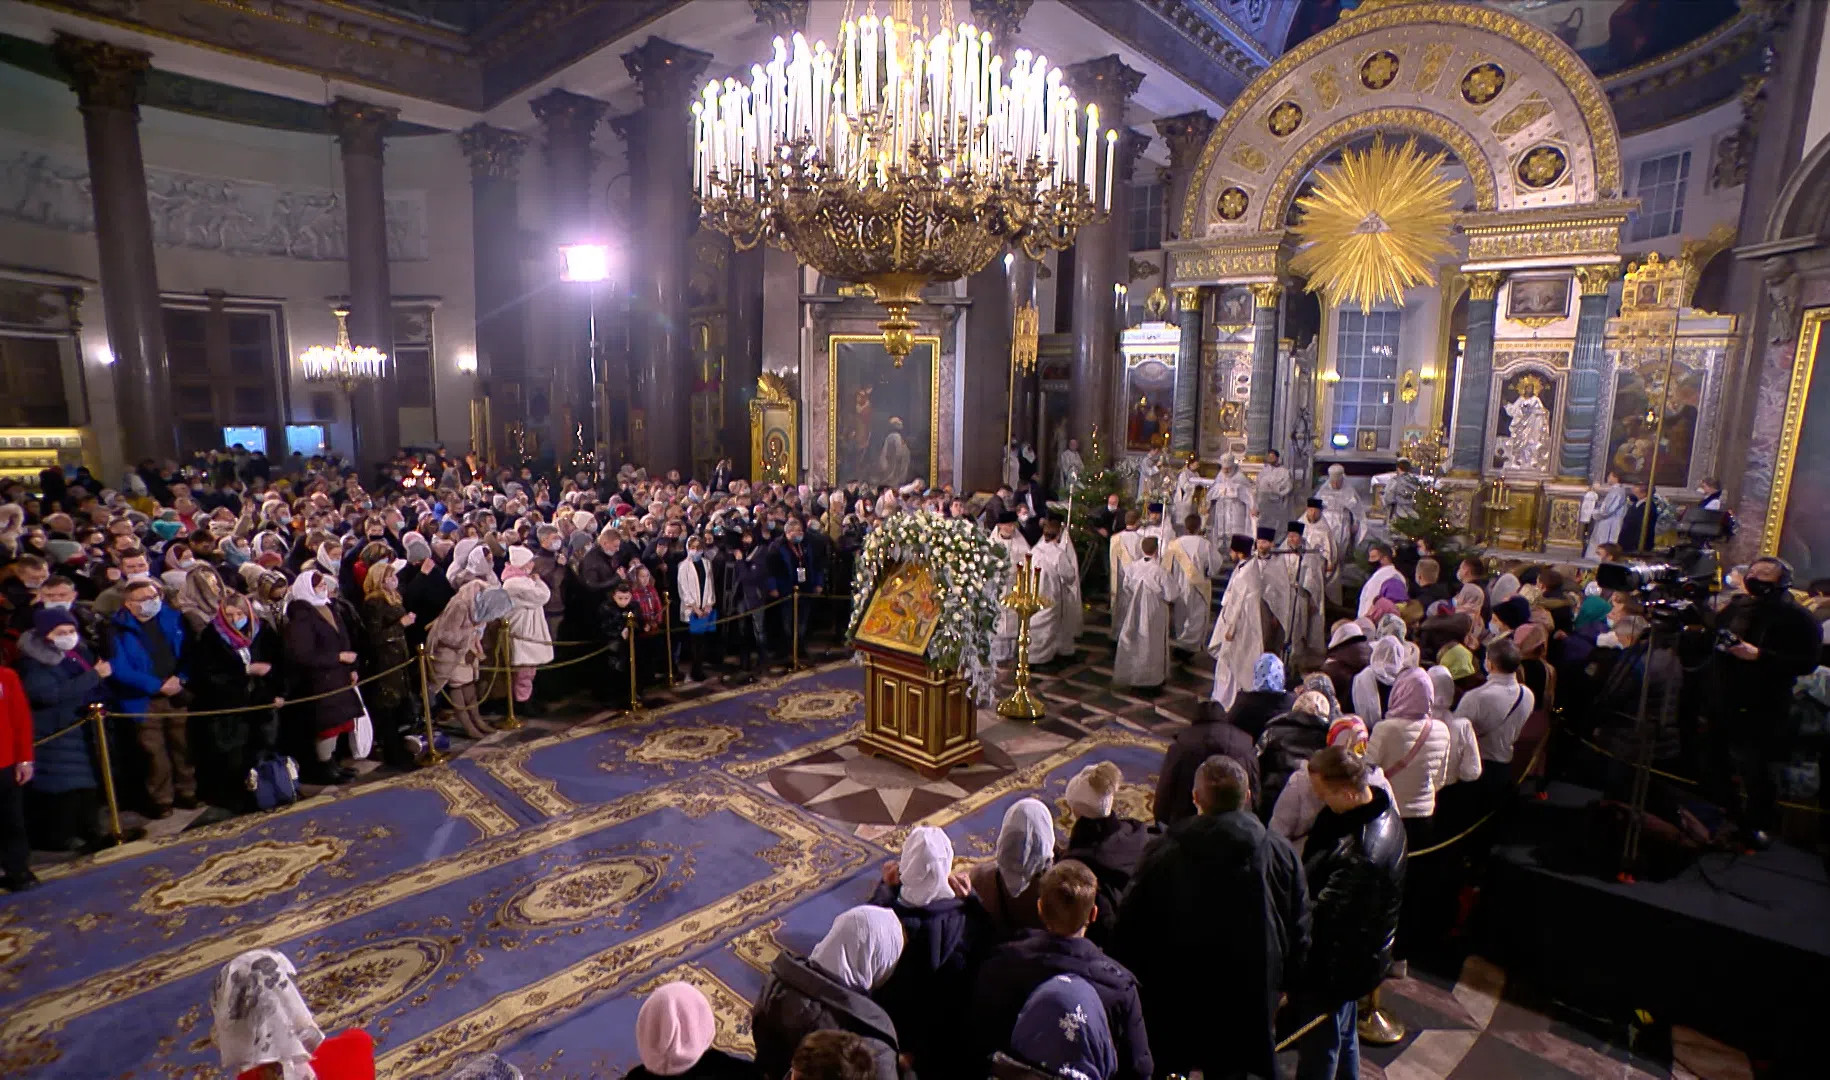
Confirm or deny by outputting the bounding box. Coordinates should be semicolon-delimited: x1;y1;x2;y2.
848;512;1010;703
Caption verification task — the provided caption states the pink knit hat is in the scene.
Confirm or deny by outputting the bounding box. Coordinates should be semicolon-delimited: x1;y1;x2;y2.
635;981;715;1075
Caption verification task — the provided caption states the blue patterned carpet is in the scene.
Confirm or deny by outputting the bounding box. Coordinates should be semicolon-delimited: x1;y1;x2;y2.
0;666;1167;1080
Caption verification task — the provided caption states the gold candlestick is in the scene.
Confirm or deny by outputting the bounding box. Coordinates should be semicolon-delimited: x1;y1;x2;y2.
997;554;1051;721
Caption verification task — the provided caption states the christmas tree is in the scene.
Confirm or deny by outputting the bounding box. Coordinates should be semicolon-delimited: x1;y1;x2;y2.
1065;426;1137;555
1388;476;1470;561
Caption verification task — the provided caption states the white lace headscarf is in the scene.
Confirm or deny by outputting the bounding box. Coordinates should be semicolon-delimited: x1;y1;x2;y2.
995;797;1057;896
809;905;905;992
211;948;323;1080
898;826;956;907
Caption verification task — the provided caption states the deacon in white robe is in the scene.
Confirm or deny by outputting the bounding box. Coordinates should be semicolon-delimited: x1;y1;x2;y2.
1209;534;1265;708
989;513;1032;664
1171;464;1211;532
1204;453;1257;546
1281;518;1329;668
1253;527;1295;661
1140;502;1177;556
1255;449;1294;531
1137;448;1165;502
1106;514;1145;640
1358;541;1405;620
1114;537;1176;688
1314;465;1365;603
1027;520;1081;663
1165;524;1223;651
1586;474;1628;560
1056;439;1085;495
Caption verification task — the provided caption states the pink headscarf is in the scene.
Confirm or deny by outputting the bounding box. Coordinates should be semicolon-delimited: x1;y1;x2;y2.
635;982;715;1076
1385;667;1434;721
1326;715;1369;748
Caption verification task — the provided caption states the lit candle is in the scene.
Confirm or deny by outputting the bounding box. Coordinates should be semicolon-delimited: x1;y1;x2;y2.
1083;103;1098;190
843;21;856;118
861;17;876;113
1103;129;1116;210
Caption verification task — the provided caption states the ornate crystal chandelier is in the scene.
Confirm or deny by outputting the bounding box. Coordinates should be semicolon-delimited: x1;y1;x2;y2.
299;307;388;388
692;1;1114;363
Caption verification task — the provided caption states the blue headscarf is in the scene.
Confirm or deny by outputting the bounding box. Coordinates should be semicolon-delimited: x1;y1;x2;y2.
1010;975;1116;1080
1252;652;1285;693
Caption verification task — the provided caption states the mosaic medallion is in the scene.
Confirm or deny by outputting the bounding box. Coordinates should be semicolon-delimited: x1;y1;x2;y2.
298;937;447;1033
1266;100;1304;138
626;724;743;764
1360;50;1400;90
137;836;346;913
1217;187;1250;221
500;855;666;928
1461;62;1506;106
767;688;864;726
1517;144;1569;189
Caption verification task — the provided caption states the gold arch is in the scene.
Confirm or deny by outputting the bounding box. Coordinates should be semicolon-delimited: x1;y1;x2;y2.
1257;107;1497;232
1180;0;1622;239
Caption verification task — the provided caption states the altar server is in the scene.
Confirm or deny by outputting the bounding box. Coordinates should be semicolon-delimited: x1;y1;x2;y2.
1106;512;1144;640
1256;449;1294;529
1114;537;1176;688
990;511;1032;664
1358;540;1405;620
1586;471;1628;560
1209;534;1266;709
1314;466;1365;601
1171;460;1211;531
1028;516;1082;664
1204;453;1256;546
1283;519;1329;668
1165;514;1223;651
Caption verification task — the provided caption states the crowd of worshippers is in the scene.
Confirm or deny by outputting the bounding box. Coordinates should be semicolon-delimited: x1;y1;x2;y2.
0;450;1076;893
190;744;1404;1080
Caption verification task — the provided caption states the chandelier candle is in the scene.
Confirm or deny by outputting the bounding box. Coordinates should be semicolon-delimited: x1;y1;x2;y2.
692;16;1112;363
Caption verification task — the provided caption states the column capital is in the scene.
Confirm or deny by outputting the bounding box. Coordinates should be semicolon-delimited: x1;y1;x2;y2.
622;37;714;109
52;33;151;113
748;0;809;36
1175;286;1203;312
1154;110;1216;171
329;97;398;157
1115;128;1152;183
457;124;529;181
531;88;608;148
1465;271;1504;301
1248;282;1283;308
1575;263;1620;295
970;0;1035;50
1063;54;1145;118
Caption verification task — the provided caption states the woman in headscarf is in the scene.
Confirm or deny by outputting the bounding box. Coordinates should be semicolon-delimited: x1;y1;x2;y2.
500;546;554;709
1363;668;1451;842
281;569;363;786
173;562;226;632
1427;665;1487;834
360;556;418;768
252;570;293;635
751;905;904;1080
628;563;667;687
871;825;980;1075
1350;636;1411;724
1488;571;1521;607
994;974;1119;1080
1512;622;1557;712
625;981;759;1079
1223;653;1293;741
968;797;1058;937
212;948;373;1080
1320;620;1371;706
1253;689;1338;824
1059;762;1155;948
188;591;284;808
1453;582;1486;621
425;579;502;741
1269;715;1397;855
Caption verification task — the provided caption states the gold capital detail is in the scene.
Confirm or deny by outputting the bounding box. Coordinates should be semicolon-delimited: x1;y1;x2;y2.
1175;287;1203;312
457;124;529;181
1576;263;1620;295
1466;272;1504;301
52;34;151;113
622;38;714;107
1249;282;1283;308
330;98;398;157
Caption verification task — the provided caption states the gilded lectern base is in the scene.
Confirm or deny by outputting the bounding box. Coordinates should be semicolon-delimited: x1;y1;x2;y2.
856;645;983;780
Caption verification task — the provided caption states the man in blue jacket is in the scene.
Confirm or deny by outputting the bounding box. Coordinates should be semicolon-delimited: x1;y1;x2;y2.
107;579;193;817
768;517;823;665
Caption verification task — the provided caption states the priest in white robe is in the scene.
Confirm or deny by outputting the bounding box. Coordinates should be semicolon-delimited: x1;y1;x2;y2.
1106;511;1144;640
1171;462;1211;532
1114;536;1176;688
1586;471;1628;560
1281;517;1329;669
1056;438;1084;496
1314;464;1365;603
1255;449;1294;531
1204;453;1256;547
1165;513;1223;651
989;511;1032;664
1027;516;1082;663
1209;534;1266;709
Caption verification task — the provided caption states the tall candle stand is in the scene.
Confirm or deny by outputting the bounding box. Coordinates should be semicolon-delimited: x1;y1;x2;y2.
997;554;1051;721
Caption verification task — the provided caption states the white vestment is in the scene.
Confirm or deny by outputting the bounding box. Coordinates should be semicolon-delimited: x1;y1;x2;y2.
1141;518;1176;559
1287;525;1330;664
1314;479;1365;599
1001;446;1021;490
1027;537;1081;663
1358;563;1404;619
1107;530;1144;639
1171;470;1211;532
1209;556;1266;708
1165;533;1222;651
1137;453;1163;501
1256;464;1294;531
1114;557;1175;687
1586;484;1628;559
1204;471;1257;545
1057;449;1084;492
991;530;1033;663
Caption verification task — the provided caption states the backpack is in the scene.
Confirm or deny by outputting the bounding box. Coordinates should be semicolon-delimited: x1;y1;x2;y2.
246;751;300;811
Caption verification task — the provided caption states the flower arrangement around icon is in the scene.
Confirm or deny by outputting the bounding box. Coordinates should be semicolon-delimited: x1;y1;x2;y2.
848;512;1010;704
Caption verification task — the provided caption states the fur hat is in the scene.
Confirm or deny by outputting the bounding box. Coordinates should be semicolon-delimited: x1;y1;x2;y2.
1065;761;1123;819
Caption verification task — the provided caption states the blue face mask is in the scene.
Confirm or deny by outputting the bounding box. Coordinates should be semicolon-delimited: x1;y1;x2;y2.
224;545;249;567
231;615;249;630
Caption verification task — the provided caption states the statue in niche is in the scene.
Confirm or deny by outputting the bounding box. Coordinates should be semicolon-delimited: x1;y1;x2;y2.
1495;373;1553;473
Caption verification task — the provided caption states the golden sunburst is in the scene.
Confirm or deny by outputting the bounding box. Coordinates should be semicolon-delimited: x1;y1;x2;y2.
1289;136;1460;313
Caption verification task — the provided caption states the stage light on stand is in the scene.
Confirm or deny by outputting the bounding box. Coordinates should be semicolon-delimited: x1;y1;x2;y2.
559;243;612;284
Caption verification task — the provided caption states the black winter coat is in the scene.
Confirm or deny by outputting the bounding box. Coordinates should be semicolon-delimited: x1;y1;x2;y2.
401;561;455;651
15;632;104;793
1060;816;1156;947
1226;689;1293;741
869;883;984;1075
1294;785;1406;1010
187;620;283;806
621;1049;760;1080
1156;710;1260;826
281;602;363;736
750;952;900;1080
360;595;414;710
968;931;1153;1080
1254;708;1331;823
1321;638;1372;708
1114;809;1309;1080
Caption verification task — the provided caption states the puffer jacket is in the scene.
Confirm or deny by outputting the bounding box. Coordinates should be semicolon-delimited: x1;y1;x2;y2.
16;631;104;792
1293;785;1406;1009
1254;706;1331;822
750;952;900;1080
500;574;553;666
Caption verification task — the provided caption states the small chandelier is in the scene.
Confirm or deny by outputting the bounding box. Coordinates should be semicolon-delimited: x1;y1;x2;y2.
300;307;388;388
693;6;1113;363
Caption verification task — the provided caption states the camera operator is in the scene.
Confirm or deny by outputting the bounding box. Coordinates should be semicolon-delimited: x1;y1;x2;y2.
1709;556;1820;847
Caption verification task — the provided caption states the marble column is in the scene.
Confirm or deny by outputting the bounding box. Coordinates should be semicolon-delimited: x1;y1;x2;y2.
1008;255;1039;449
1452;271;1504;475
1172;287;1203;454
970;0;1034;53
1245;283;1282;459
964;258;1013;491
51;35;176;462
329;98;400;470
747;0;809;36
1063;57;1144;451
1154;111;1216;242
1558;264;1619;480
457;124;530;468
531;88;608;469
725;243;765;477
624;37;713;476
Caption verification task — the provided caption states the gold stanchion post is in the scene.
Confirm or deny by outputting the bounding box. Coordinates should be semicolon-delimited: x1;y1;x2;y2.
791;590;801;671
997;553;1049;720
662;588;676;686
497;630;522;730
1356;987;1406;1045
416;646;449;764
626;610;641;715
86;702;123;841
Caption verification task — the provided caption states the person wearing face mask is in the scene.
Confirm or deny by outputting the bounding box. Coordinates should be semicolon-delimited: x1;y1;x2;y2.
16;608;114;857
282;570;366;785
677;535;717;684
106;578;194;817
721;530;772;678
2;554;51;661
187;592;284;809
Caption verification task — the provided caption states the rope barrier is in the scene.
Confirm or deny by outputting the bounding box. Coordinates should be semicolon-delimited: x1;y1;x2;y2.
32;716;91;747
102;656;420;719
1407;735;1552;858
1569;730;1826;816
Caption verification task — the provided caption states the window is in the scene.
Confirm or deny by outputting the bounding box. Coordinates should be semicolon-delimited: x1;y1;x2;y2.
1128;180;1166;251
160;299;285;455
1630;151;1690;241
0;336;70;426
221;426;267;454
285;424;326;456
1329;309;1401;451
